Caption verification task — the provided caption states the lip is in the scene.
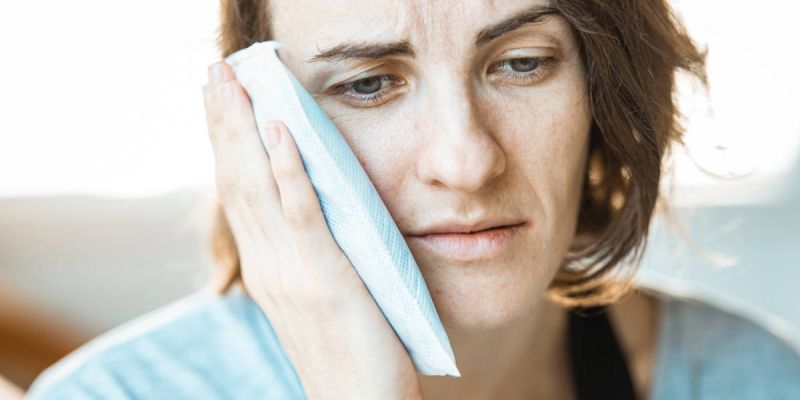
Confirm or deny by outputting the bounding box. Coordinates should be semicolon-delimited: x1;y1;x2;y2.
408;218;527;236
406;222;528;262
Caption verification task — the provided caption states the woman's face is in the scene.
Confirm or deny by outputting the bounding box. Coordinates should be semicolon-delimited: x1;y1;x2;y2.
271;0;591;330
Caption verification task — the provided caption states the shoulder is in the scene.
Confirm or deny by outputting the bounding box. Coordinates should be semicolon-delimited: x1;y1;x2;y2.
26;288;305;399
651;290;800;399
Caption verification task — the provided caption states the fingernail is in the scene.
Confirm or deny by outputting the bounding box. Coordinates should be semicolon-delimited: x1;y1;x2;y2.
266;123;281;148
221;84;233;104
209;62;224;84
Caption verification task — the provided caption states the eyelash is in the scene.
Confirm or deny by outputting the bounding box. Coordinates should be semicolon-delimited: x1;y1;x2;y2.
332;74;401;107
332;56;557;107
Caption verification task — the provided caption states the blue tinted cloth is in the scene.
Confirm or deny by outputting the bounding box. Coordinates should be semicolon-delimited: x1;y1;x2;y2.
26;287;800;399
26;288;306;399
648;292;800;399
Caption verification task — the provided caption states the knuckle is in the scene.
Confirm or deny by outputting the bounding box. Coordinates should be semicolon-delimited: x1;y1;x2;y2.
207;109;224;127
203;102;223;130
206;113;225;141
224;123;240;141
270;159;296;181
203;87;220;115
282;200;314;229
239;179;264;209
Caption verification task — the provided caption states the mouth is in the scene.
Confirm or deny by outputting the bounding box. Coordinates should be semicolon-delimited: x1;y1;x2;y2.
406;222;528;263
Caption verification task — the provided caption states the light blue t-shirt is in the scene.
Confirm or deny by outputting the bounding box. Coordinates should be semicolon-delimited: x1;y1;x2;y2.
25;287;800;399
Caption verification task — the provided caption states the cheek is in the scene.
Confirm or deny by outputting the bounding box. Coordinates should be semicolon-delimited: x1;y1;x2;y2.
499;77;592;232
322;107;415;208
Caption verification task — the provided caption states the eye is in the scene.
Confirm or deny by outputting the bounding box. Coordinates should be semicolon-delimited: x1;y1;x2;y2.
351;76;384;94
332;74;406;108
330;56;556;108
489;56;557;85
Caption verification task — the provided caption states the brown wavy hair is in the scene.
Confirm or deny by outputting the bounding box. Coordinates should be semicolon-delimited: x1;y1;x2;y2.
208;0;707;307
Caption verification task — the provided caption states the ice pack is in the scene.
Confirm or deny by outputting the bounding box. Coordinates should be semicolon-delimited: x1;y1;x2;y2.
225;41;459;376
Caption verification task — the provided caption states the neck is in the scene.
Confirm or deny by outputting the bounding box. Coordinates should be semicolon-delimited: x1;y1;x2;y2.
418;297;572;398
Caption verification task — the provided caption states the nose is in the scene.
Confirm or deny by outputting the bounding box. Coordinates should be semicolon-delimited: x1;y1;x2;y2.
416;80;506;193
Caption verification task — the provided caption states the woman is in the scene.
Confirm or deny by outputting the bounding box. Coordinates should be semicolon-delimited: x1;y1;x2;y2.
26;0;800;399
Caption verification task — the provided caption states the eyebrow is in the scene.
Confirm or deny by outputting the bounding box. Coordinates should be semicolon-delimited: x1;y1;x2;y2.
305;4;560;63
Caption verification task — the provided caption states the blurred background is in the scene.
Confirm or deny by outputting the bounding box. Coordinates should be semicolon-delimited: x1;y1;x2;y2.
1;0;799;392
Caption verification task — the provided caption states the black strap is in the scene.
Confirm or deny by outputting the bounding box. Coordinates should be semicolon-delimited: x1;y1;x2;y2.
567;305;638;400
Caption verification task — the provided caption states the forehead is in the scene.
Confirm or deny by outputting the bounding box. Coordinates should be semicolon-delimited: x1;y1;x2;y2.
270;0;559;63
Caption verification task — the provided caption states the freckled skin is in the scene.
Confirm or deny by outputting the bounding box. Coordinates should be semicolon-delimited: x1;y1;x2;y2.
271;0;591;332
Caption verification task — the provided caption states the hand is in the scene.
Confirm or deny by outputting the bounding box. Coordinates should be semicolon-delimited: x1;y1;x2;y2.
0;374;22;400
202;60;422;400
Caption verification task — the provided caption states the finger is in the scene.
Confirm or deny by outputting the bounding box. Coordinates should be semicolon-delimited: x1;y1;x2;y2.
218;80;287;244
217;200;255;263
263;121;343;262
203;85;226;156
217;200;279;301
203;61;235;149
207;60;233;86
205;81;240;207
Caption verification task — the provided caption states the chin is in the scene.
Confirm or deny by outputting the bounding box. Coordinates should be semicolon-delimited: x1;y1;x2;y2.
437;297;527;331
420;259;548;332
